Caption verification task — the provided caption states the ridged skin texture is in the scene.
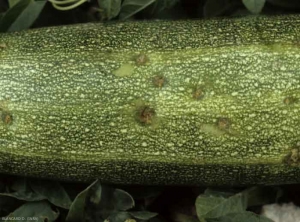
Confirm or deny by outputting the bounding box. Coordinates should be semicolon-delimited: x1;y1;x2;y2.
0;15;300;185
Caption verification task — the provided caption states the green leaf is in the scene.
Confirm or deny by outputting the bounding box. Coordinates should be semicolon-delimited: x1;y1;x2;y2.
242;0;266;14
207;211;273;222
84;185;135;221
0;0;31;32
159;0;179;9
129;211;158;220
8;0;20;8
8;0;46;32
113;189;135;211
203;0;240;17
244;186;282;208
119;0;156;20
147;0;179;15
106;211;132;222
98;0;122;20
0;0;46;32
195;189;247;220
29;179;72;209
6;200;60;222
66;180;135;221
66;179;100;222
0;178;45;202
203;188;238;198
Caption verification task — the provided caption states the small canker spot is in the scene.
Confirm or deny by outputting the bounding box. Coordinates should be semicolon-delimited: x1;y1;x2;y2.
284;148;300;165
283;96;297;105
153;75;166;88
136;105;156;125
0;43;7;49
193;87;205;100
135;53;149;65
216;117;231;130
1;111;13;125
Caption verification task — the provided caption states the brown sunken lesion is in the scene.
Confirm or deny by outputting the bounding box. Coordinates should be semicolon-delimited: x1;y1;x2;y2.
135;53;149;66
0;43;7;49
192;86;205;100
283;96;298;105
153;75;166;88
283;147;300;165
1;111;13;125
136;105;156;125
216;117;231;130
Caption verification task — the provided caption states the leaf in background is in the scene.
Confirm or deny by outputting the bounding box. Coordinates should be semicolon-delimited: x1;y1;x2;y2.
203;188;239;198
66;179;100;222
0;196;20;217
195;189;247;220
98;0;122;20
85;185;135;221
106;211;132;222
119;0;156;20
147;0;179;15
242;0;266;14
6;200;60;222
203;0;240;17
113;189;135;211
0;0;46;32
266;0;300;8
129;211;158;220
0;0;30;32
8;0;20;8
244;186;282;208
120;186;164;200
8;0;46;32
0;178;45;202
29;179;72;209
207;211;273;222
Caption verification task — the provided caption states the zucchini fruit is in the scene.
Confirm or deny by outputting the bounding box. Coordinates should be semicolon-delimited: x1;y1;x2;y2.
0;15;300;185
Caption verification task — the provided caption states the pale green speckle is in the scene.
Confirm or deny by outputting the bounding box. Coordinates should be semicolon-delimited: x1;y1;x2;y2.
113;63;134;77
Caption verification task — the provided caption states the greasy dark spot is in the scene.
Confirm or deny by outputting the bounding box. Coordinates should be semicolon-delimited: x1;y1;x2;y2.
192;87;205;100
1;111;13;125
153;75;166;88
135;53;149;65
136;105;156;125
283;96;297;105
216;117;231;130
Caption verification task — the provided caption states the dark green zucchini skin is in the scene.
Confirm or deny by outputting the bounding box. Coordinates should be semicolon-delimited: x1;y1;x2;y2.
0;15;300;185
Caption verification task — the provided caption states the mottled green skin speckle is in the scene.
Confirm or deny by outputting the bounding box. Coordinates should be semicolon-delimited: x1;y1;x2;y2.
0;15;300;185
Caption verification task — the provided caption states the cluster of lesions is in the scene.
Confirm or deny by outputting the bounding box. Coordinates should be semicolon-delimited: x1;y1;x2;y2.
129;52;292;136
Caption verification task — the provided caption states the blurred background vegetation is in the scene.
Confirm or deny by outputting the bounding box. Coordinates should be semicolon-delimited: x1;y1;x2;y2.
1;0;300;32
